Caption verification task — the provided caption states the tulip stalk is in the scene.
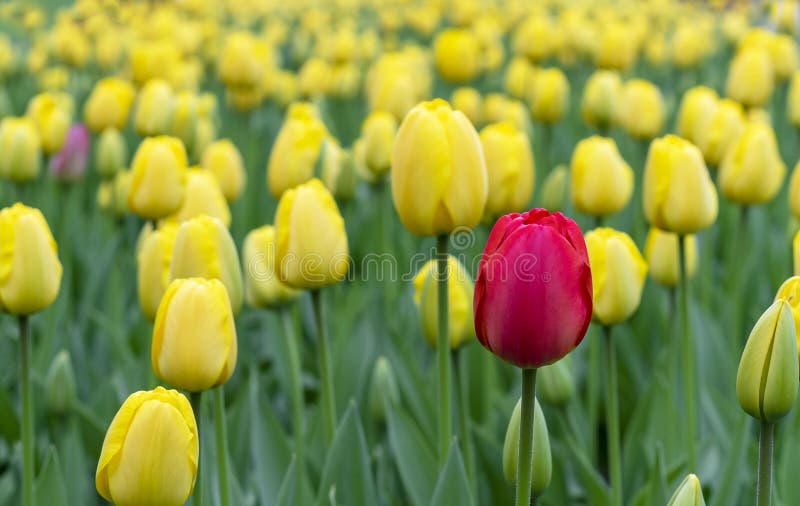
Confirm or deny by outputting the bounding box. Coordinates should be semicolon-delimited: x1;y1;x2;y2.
435;234;452;468
213;387;231;506
604;326;622;506
679;235;697;471
19;316;34;506
757;421;774;506
453;351;476;498
280;306;305;493
311;289;337;445
190;392;203;506
515;368;538;506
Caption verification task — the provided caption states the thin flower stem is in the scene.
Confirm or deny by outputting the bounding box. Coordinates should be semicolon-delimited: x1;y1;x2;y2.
280;305;305;497
453;351;476;498
19;316;33;506
213;387;231;506
436;234;452;468
515;368;538;506
190;392;202;506
680;234;697;471
604;326;622;506
312;289;337;445
757;421;774;506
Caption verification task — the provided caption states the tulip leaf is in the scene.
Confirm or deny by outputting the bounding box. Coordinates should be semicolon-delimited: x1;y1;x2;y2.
564;434;610;506
275;456;298;506
0;473;14;505
429;441;475;506
316;400;377;506
386;404;437;506
34;446;68;506
472;425;514;505
710;415;751;506
0;383;19;443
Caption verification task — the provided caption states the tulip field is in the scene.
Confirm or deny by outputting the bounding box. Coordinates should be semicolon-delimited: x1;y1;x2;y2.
6;0;800;505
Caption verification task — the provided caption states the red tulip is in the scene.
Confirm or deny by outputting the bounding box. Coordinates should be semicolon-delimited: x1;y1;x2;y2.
474;208;593;368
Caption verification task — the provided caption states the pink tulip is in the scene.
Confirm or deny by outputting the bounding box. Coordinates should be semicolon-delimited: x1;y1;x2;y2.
50;124;90;181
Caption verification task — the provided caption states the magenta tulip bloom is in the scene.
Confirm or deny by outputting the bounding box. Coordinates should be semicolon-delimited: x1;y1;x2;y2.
474;208;593;368
49;124;90;182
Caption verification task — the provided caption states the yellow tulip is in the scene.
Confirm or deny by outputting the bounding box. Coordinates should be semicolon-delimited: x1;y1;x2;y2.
795;231;800;276
169;91;199;152
581;70;623;131
528;68;569;124
620;79;664;140
360;110;397;180
695;99;746;168
329;62;360;99
170;215;243;314
243;225;300;309
95;128;128;179
480;122;534;218
676;86;719;145
789;71;800;128
0;117;41;183
787;160;800;221
412;255;474;349
434;28;480;83
133;79;175;137
585;228;648;325
570;136;633;217
719;121;786;205
226;87;263;112
162;169;231;227
451;87;483;126
83;77;136;133
321;138;357;199
130;42;181;84
298;57;332;98
217;32;269;91
26;92;73;155
267;102;328;198
391;99;488;236
768;34;798;81
274;178;349;289
96;387;198;506
595;23;637;71
644;228;698;287
0;203;61;315
97;170;132;217
726;47;774;108
201;139;245;203
643;135;718;234
671;23;710;69
504;57;534;100
153;278;237;392
540;164;568;212
127;136;188;220
776;276;800;362
137;223;178;322
513;15;556;63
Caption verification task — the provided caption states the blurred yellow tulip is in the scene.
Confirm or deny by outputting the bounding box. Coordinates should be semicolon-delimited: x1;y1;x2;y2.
127;136;188;220
413;255;474;349
571;136;633;218
528;68;569;124
162;169;230;227
695;98;746;167
267;102;328;198
644;228;698;288
726;47;774;107
201;139;246;203
676;86;718;145
434;28;480;83
0;117;41;183
451;87;483;126
581;70;623;132
480;122;534;218
360;110;397;180
134;79;175;137
620;79;664;140
137;223;178;322
243;225;300;309
84;77;136;133
26;92;73;155
719;121;786;205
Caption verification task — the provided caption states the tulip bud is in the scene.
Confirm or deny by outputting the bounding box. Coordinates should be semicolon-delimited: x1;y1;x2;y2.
502;397;551;496
360;110;397;180
775;276;800;361
736;299;799;422
540;165;568;212
162;169;231;228
644;228;698;287
243;225;300;309
134;79;176;137
153;278;238;392
391;99;488;236
451;87;483;126
528;68;569;124
98;170;132;217
127;136;189;220
726;47;774;108
0;203;62;315
595;23;637;70
695;99;746;168
768;34;798;81
95;128;128;179
667;474;706;506
44;350;76;416
434;28;480;83
26;92;72;155
570;137;633;217
503;57;533;99
368;356;400;423
170;215;243;314
619;79;665;140
298;58;332;98
201;139;245;203
83;77;136;133
320;138;357;201
267;102;328;198
479;122;535;218
96;387;198;506
719;121;786;205
0;117;41;183
676;87;719;145
643;135;718;234
217;32;266;91
169;91;199;152
274;178;349;289
581;70;623;131
137;223;178;322
537;358;575;406
412;255;475;350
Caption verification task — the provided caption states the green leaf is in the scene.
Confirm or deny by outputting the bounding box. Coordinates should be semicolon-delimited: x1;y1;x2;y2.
710;415;751;506
565;434;610;506
316;400;377;506
429;441;474;506
0;383;19;443
34;446;68;506
472;425;513;505
386;404;437;506
276;457;298;506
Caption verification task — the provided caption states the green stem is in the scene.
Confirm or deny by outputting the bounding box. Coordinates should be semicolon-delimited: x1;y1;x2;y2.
757;422;774;506
190;392;203;506
311;289;337;445
213;387;230;506
604;326;622;506
516;368;538;506
453;351;476;498
19;316;33;506
730;205;747;353
280;306;305;496
436;234;452;468
587;327;600;465
680;235;697;471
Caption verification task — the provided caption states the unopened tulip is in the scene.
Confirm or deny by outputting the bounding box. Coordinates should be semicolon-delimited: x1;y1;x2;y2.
480;122;535;218
595;23;637;70
49;124;89;182
620;79;664;140
504;57;534;99
474;209;592;368
297;57;332;98
537;358;575;406
676;87;718;144
96;387;198;506
243;225;299;309
201;139;245;203
153;278;237;392
137;223;178;322
170;215;243;314
169;91;199;152
585;228;647;325
726;48;774;107
643;136;718;234
434;28;480;83
26;92;72;155
768;34;798;81
502;397;551;495
83;77;136;133
391;99;487;236
0;117;41;182
217;32;268;91
44;350;76;415
0;203;62;315
644;228;698;287
528;68;569;124
163;169;230;227
412;255;474;350
95;128;127;179
361;110;397;180
127;136;188;220
97;170;132;217
581;70;623;131
321;138;357;200
737;299;798;421
274;179;349;289
719;121;786;205
267;102;328;197
570;137;633;217
667;474;706;506
451;87;483;126
134;79;175;137
368;356;400;423
695;99;746;167
540;165;568;212
776;277;800;357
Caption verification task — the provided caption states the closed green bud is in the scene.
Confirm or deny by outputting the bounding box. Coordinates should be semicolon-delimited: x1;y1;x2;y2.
368;356;399;423
95;127;128;179
736;299;799;422
540;165;568;212
321;138;357;201
537;358;575;406
502;397;551;497
45;350;77;416
667;474;706;506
